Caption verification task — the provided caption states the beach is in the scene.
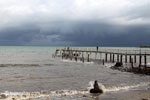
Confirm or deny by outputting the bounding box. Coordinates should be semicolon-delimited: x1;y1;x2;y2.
0;47;150;100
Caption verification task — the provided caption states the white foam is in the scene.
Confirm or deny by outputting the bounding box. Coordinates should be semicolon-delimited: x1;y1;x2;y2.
1;82;150;100
104;82;150;92
0;90;88;100
104;63;115;68
62;59;94;64
88;81;150;93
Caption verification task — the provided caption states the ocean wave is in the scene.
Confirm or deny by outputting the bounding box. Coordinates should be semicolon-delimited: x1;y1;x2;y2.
0;90;88;100
0;64;53;67
62;59;94;64
88;81;150;93
0;81;150;100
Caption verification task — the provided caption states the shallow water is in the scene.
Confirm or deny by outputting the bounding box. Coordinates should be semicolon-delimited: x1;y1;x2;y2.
0;46;150;100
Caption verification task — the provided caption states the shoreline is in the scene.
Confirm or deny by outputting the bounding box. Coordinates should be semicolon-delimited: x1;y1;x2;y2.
0;89;150;100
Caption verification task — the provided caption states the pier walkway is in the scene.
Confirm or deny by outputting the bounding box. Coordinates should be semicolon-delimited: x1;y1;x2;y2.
55;47;150;74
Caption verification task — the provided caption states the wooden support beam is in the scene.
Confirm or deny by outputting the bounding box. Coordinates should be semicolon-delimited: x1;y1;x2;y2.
144;54;147;73
131;58;134;69
125;54;127;63
110;53;112;62
120;55;123;63
139;55;142;68
102;59;105;65
129;55;132;63
87;54;90;62
105;53;108;62
112;54;115;63
134;55;136;63
82;52;84;63
117;54;119;62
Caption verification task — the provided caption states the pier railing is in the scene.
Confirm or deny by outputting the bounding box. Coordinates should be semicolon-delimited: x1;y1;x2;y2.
57;48;150;55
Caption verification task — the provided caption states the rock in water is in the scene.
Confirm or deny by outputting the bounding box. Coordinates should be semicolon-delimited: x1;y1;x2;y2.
114;62;123;67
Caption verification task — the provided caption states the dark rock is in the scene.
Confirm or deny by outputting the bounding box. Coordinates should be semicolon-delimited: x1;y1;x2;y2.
83;94;88;97
142;99;148;100
114;62;123;67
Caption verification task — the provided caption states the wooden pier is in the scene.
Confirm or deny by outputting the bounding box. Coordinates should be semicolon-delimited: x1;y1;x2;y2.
55;47;150;74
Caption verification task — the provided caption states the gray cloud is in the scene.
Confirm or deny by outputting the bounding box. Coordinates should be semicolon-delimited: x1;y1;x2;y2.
0;0;150;46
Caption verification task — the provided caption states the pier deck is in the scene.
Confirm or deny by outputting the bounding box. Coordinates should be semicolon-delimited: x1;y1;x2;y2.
55;47;150;74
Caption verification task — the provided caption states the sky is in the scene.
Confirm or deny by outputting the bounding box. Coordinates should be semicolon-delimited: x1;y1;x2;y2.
0;0;150;47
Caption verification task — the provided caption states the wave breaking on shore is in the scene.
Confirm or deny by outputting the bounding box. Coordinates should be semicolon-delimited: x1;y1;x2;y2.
1;81;149;100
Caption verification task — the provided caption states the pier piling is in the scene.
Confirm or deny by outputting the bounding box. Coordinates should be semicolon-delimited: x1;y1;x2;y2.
144;54;147;73
117;54;119;62
87;54;90;62
105;53;108;62
112;54;115;63
110;54;112;62
134;55;136;63
139;55;142;68
125;54;127;63
120;55;123;63
129;55;132;63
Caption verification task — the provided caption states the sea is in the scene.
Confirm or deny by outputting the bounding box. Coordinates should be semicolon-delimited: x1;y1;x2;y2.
0;46;150;100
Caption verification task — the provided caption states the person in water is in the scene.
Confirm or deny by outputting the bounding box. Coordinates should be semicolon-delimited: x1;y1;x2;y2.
90;80;103;94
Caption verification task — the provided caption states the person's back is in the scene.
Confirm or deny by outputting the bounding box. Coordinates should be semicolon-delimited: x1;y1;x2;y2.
94;80;99;89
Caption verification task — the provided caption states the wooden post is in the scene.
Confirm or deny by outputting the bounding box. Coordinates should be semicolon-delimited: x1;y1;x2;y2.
117;54;119;62
144;54;147;73
105;53;108;62
87;54;90;62
82;57;84;63
139;55;142;68
82;52;84;63
125;54;127;63
120;55;123;63
102;59;104;65
110;53;112;62
70;51;73;60
112;54;115;63
60;50;62;58
129;55;132;63
131;58;134;69
74;51;77;61
134;55;136;63
75;56;77;62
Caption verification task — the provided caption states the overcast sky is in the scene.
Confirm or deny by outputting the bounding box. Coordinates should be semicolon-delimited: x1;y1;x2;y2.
0;0;150;46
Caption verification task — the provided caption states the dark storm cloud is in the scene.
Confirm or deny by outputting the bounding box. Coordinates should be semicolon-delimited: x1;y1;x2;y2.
0;20;150;46
58;22;150;47
0;0;150;46
0;25;40;45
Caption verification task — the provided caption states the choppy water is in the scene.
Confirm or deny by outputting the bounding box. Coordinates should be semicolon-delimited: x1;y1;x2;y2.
0;46;150;100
